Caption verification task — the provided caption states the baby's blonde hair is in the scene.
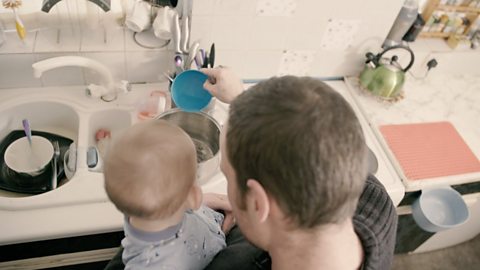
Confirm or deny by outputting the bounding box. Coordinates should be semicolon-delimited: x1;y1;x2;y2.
104;120;197;219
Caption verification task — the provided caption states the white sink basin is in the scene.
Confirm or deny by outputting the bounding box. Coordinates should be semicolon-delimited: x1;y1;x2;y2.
0;83;229;245
0;83;163;210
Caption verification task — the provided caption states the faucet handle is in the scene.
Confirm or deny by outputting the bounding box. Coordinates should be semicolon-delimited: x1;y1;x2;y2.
116;80;131;93
86;81;131;102
86;84;110;98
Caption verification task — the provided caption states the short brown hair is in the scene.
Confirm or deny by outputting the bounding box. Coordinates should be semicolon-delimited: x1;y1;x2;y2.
104;120;196;219
226;76;368;228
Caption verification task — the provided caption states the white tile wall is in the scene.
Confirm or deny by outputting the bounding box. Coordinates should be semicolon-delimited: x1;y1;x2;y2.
278;50;316;76
213;0;256;16
213;50;246;71
81;52;127;83
1;0;477;90
34;52;85;87
192;0;256;17
189;16;213;50
210;16;253;50
247;17;288;51
256;0;297;17
0;0;174;89
241;50;283;79
80;15;125;52
0;53;41;88
191;0;215;16
190;0;409;78
125;50;172;83
283;16;329;50
35;27;82;53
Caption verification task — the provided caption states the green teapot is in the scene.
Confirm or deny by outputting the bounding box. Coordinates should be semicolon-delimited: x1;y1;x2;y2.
359;45;415;99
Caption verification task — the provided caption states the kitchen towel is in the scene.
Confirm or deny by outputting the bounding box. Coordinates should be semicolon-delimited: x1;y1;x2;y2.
380;121;480;180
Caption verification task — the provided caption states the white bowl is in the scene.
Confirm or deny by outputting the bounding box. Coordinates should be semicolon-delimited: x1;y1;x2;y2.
4;136;54;177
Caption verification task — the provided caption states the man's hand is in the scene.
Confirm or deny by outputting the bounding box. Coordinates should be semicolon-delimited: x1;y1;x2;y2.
201;67;244;104
204;193;236;234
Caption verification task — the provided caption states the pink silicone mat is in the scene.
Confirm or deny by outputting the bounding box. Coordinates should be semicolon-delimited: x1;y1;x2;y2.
380;122;480;180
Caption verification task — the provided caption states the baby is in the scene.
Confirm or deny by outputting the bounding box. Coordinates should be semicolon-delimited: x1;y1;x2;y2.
104;120;226;270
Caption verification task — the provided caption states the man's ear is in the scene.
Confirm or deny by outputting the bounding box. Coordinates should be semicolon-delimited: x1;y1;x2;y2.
186;184;203;210
246;179;270;223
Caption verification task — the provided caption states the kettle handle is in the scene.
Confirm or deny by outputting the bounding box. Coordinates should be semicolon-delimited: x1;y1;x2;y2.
377;45;415;73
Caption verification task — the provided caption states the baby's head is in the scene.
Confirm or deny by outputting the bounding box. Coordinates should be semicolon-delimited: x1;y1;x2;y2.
104;120;198;220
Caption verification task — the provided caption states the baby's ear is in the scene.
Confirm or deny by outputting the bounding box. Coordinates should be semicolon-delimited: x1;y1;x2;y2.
186;184;203;210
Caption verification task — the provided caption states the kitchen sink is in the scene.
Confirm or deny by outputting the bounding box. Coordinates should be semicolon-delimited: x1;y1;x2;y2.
0;101;79;143
0;83;228;212
0;100;80;199
0;84;161;210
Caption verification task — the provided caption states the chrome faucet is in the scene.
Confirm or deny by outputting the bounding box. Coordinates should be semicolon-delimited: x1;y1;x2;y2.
32;56;130;101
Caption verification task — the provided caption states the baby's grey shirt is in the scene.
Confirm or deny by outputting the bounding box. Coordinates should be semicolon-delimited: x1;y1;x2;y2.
122;206;226;270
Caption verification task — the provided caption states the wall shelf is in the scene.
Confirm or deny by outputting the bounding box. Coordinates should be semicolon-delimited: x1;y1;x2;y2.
420;0;480;48
437;4;480;13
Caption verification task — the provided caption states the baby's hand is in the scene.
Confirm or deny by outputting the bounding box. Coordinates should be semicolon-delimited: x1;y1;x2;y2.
204;193;235;234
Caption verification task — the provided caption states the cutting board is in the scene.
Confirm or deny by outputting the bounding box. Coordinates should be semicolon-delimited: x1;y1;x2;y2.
380;122;480;180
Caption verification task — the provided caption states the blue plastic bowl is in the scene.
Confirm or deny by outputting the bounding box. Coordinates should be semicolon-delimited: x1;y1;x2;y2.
171;70;212;112
412;187;469;232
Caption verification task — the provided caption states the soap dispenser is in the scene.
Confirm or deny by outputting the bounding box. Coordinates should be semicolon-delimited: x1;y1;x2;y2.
382;0;418;48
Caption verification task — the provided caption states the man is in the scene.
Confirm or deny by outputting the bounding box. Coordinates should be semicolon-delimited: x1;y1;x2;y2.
105;68;397;270
202;69;397;270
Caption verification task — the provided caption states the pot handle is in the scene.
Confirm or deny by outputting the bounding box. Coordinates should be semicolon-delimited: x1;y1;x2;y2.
377;45;415;73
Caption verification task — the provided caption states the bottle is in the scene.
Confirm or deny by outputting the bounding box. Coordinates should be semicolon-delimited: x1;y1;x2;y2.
467;18;480;39
437;13;450;32
383;0;419;48
403;14;426;42
442;13;456;33
427;12;442;32
454;15;468;34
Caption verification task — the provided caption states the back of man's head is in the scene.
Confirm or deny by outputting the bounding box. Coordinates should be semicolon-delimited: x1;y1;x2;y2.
227;76;368;228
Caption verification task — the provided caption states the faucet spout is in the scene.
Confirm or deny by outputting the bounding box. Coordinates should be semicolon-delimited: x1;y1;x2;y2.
32;56;114;90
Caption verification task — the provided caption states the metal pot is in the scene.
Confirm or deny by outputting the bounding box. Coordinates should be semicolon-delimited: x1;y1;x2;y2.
156;109;221;185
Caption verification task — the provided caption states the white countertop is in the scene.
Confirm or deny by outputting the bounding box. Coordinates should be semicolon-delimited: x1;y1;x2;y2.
345;73;480;191
0;80;405;246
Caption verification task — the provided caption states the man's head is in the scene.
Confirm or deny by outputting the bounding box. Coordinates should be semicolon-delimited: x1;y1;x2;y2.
104;120;198;220
221;76;368;240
